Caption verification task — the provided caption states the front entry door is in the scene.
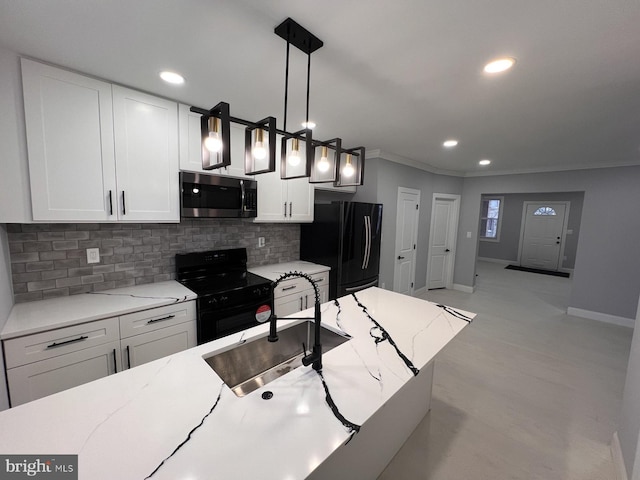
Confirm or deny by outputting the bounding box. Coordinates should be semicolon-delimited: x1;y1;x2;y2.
393;188;420;295
519;202;568;270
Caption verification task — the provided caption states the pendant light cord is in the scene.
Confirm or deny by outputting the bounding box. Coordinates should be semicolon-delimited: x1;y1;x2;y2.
306;52;311;126
283;39;290;132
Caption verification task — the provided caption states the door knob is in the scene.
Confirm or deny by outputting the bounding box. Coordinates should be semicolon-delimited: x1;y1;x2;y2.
445;248;450;252
397;256;405;260
556;241;560;244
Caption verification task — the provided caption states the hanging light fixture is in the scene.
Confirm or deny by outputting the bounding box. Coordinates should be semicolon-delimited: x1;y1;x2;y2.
244;116;276;175
275;18;322;180
191;102;230;170
187;17;365;187
309;137;341;183
335;146;365;187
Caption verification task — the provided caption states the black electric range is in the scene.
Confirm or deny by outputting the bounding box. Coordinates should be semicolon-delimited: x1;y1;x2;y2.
176;248;273;344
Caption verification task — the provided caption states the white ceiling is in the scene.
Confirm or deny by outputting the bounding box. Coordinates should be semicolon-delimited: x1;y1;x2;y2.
1;0;640;176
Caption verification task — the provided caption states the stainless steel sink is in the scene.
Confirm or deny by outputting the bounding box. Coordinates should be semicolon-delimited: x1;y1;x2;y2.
204;321;350;397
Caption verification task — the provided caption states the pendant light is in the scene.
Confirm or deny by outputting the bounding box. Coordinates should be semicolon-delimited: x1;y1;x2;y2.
335;146;365;187
191;102;230;170
309;137;341;183
244;116;276;175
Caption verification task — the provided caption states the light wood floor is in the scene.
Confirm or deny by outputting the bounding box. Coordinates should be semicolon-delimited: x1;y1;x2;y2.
378;261;632;480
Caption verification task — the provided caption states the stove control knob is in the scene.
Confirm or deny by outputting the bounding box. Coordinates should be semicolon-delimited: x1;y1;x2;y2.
209;297;218;306
263;286;271;294
220;295;228;305
253;289;261;296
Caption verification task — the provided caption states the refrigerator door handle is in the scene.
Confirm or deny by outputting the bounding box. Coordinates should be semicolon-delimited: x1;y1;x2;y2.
364;215;372;269
361;215;370;270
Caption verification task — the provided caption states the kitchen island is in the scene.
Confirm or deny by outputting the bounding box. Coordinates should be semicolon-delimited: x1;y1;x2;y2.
0;287;474;479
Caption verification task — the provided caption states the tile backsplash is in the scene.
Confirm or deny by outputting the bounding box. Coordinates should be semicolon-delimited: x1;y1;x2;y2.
7;219;300;303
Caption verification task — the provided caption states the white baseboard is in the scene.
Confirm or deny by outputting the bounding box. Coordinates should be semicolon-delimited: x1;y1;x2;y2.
612;432;628;480
477;257;513;265
567;307;635;328
413;286;427;297
453;283;475;294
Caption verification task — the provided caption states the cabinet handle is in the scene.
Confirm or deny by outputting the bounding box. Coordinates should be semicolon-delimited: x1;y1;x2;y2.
122;191;126;215
46;335;88;349
289;202;292;217
113;348;118;373
281;285;297;291
108;190;113;216
147;314;175;324
315;278;324;282
300;296;303;310
126;345;131;369
284;202;287;218
305;295;308;309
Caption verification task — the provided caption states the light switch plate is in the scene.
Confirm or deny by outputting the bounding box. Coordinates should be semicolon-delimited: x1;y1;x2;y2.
87;248;100;264
258;237;266;248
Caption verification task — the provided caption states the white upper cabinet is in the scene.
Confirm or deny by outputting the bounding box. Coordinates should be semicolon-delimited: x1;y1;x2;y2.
178;104;248;178
254;134;314;223
112;86;179;222
22;58;117;221
22;59;180;223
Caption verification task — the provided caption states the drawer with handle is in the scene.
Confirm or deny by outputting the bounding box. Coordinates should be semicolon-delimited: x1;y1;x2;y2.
119;301;196;339
3;317;120;369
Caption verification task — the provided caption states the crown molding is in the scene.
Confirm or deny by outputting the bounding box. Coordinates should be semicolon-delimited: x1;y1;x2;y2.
366;149;640;178
366;149;465;177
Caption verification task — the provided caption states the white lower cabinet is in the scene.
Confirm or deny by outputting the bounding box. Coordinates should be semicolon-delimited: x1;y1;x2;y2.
273;271;329;317
6;341;122;407
4;301;196;406
119;302;196;369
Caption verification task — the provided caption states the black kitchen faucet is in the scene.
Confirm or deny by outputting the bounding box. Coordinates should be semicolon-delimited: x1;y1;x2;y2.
268;272;323;371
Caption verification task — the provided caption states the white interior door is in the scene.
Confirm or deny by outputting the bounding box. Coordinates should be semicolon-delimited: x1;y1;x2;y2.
393;188;420;295
427;194;460;290
519;202;568;270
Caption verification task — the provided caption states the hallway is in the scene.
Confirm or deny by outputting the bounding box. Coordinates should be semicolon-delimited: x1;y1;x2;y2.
379;261;632;479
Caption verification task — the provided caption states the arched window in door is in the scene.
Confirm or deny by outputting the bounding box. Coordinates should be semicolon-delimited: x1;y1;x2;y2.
533;206;557;216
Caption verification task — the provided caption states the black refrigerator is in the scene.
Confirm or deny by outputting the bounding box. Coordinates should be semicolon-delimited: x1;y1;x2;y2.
301;202;383;300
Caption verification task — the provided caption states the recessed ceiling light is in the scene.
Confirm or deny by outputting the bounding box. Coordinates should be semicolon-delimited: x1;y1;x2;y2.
483;57;516;74
479;159;491;166
443;139;458;148
159;71;185;85
301;121;316;129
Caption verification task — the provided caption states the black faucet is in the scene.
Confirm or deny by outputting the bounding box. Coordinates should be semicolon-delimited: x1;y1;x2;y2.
268;271;323;371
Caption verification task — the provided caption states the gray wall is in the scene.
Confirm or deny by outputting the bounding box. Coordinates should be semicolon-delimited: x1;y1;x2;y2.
0;225;14;410
353;157;463;291
7;220;299;303
478;191;584;269
618;296;640;478
455;166;640;320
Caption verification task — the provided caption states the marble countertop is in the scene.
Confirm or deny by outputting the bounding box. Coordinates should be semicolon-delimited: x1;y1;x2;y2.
0;287;474;479
248;261;330;281
0;281;197;340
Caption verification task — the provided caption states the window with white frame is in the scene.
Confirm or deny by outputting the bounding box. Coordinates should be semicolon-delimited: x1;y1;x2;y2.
480;196;503;241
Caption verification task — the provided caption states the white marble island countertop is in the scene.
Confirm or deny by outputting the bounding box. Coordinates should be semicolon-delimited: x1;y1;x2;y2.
0;288;474;479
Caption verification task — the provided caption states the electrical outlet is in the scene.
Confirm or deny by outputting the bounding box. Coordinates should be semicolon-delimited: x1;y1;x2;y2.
258;237;266;248
87;248;100;264
466;231;472;239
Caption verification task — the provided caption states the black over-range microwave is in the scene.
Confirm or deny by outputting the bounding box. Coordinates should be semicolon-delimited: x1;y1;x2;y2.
180;172;258;218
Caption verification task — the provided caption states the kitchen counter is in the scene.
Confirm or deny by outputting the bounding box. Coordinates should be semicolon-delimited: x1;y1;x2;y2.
0;281;197;340
248;260;330;281
0;287;474;479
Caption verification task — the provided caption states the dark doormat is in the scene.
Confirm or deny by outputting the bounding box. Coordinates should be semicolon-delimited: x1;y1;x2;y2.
505;265;570;278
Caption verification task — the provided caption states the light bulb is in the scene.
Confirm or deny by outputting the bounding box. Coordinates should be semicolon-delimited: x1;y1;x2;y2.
288;138;301;166
253;141;267;160
317;146;330;172
204;116;222;153
252;128;267;159
342;154;355;177
204;132;222;153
